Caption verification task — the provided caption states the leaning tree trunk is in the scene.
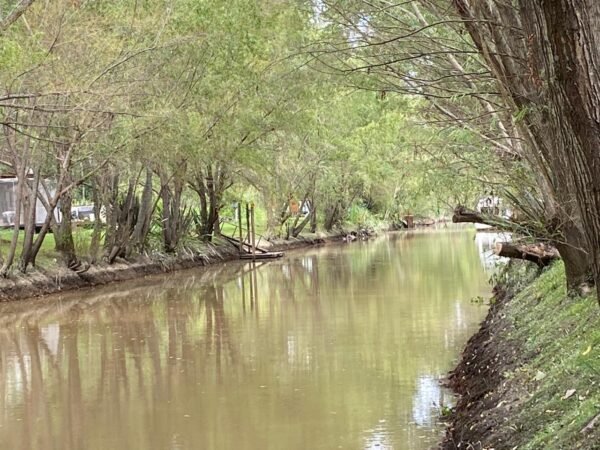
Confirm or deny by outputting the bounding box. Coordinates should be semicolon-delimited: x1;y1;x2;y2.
537;1;600;301
452;0;600;302
291;211;312;238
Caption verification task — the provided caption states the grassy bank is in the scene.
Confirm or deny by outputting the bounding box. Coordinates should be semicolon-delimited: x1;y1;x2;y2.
0;202;390;274
444;262;600;449
0;205;387;301
0;231;339;302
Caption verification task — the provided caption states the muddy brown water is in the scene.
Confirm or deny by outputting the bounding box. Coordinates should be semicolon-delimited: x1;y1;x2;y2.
0;229;495;450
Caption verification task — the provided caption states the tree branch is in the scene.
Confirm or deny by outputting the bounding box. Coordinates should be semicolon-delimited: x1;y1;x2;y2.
0;0;36;34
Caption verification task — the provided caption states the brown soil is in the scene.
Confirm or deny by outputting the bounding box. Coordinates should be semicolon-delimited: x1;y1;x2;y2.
0;235;328;302
440;286;526;450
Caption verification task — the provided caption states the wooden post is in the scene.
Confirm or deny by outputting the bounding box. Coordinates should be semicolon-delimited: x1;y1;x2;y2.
250;202;256;260
237;201;243;254
245;202;250;246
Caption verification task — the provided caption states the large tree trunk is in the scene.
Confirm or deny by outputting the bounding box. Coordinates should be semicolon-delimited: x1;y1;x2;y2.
537;1;600;301
554;222;592;293
206;173;219;239
452;0;600;303
190;176;212;241
105;177;139;263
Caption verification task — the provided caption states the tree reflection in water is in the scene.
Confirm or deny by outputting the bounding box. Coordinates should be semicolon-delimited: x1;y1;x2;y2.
0;228;491;450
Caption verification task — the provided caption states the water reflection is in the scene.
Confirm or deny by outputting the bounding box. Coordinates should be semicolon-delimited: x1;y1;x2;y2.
412;375;448;427
0;229;490;450
474;231;511;272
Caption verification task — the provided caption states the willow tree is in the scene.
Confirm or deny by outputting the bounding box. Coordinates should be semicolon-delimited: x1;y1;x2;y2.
444;1;600;296
314;0;599;294
0;0;197;269
312;0;532;230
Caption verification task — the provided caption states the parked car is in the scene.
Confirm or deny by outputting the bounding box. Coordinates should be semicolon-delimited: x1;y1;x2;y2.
71;205;95;221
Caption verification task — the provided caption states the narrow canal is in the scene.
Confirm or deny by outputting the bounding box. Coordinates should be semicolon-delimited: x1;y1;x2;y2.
0;229;494;450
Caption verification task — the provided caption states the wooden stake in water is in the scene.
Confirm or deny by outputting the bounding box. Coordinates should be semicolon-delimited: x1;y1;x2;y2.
250;202;256;260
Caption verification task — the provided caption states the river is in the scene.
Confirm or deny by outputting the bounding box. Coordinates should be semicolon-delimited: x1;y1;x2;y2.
0;229;494;450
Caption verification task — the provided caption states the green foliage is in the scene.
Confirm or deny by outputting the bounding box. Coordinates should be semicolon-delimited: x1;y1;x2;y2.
0;0;501;268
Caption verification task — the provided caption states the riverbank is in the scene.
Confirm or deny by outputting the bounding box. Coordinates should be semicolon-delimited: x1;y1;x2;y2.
441;262;600;449
0;234;333;302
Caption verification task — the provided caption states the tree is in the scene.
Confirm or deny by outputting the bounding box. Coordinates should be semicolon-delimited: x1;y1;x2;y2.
447;0;600;297
312;0;600;295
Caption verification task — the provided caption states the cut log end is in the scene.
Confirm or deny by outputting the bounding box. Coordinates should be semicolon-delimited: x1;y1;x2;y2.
494;242;559;267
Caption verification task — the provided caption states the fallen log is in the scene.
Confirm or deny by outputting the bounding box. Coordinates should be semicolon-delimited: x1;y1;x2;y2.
494;242;559;267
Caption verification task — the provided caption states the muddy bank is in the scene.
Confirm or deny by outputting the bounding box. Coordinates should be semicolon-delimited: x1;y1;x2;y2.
0;235;329;302
440;286;519;449
441;263;600;449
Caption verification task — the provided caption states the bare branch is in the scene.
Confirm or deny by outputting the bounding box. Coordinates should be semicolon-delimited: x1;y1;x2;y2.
0;0;36;34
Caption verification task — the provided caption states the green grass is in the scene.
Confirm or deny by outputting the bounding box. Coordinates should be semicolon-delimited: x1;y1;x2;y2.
0;228;94;268
504;262;600;449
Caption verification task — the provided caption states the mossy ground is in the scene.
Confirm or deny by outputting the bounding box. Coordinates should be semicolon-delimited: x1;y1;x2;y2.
504;262;600;449
443;262;600;449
